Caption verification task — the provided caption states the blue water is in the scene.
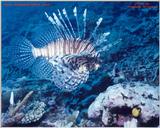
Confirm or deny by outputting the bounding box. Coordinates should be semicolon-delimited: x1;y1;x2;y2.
2;1;159;127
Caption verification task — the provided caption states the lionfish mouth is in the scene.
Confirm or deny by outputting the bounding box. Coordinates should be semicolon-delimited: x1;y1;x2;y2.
11;7;116;91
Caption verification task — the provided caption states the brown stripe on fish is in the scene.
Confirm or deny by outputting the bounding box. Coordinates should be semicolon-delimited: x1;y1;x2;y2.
32;38;96;59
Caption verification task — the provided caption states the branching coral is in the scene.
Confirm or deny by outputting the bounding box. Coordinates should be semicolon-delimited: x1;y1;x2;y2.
2;91;46;126
2;91;33;126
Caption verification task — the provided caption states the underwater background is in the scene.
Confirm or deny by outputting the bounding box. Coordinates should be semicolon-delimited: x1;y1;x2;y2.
1;1;159;127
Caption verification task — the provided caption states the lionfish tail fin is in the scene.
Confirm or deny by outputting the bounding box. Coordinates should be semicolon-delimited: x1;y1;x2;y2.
10;37;36;69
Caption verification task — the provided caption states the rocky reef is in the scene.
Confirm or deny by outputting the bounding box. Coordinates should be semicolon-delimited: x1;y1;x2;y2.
88;82;159;127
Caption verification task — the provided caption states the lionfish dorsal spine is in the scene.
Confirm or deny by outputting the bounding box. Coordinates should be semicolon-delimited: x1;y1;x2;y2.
52;12;67;39
62;8;77;39
57;9;71;39
45;12;65;39
45;12;55;24
88;17;103;41
73;7;80;38
45;7;104;42
83;9;87;39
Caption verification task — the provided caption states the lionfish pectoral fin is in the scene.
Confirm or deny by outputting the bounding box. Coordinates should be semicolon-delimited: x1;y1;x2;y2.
52;66;90;92
31;57;54;80
10;36;36;69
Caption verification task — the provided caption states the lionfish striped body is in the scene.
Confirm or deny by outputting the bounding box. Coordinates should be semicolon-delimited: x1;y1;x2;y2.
11;7;113;91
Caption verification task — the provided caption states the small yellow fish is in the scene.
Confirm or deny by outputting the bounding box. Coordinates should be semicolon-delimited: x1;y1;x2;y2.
132;107;141;117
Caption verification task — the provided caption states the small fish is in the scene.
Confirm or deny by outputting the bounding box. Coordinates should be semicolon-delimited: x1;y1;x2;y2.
10;7;108;91
132;107;141;118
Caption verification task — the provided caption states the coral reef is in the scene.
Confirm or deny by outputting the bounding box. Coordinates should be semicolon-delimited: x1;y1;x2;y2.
2;91;46;126
2;1;159;127
88;82;159;126
124;118;137;128
41;104;79;127
20;101;46;124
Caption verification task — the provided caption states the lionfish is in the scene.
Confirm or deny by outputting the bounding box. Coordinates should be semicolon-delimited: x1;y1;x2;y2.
11;7;118;91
